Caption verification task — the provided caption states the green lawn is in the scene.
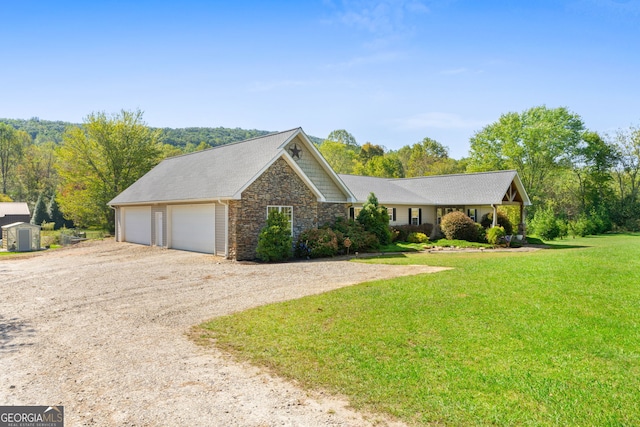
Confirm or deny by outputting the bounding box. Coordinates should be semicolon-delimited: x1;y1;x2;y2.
197;234;640;426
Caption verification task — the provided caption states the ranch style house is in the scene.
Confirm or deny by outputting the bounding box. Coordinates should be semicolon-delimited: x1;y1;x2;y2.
108;128;531;260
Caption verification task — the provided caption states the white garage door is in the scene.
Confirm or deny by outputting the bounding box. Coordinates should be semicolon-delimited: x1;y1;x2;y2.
123;206;151;245
170;204;215;253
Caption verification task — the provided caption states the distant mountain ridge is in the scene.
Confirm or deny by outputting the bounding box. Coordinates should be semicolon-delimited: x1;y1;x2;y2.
0;117;323;147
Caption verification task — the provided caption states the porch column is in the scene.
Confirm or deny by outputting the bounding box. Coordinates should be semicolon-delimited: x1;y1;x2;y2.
519;204;526;237
492;204;498;227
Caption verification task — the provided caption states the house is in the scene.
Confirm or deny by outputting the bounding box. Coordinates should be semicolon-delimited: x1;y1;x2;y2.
340;170;530;235
108;128;355;260
0;202;31;228
109;128;531;260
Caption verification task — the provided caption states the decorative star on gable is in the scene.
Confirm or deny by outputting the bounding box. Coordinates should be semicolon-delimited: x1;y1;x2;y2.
289;144;302;159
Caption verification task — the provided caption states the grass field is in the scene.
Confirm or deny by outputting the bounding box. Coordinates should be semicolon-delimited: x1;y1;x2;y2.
197;234;640;426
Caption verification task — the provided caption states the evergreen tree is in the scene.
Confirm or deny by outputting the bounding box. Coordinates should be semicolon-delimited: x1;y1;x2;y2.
357;192;392;245
47;195;69;229
31;193;50;225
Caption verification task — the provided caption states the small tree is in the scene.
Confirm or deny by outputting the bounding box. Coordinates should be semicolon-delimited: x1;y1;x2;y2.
256;210;292;262
529;206;560;240
357;192;392;245
47;194;71;230
31;193;50;225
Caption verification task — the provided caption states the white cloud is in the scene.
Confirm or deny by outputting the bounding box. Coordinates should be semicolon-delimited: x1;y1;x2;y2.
392;112;487;130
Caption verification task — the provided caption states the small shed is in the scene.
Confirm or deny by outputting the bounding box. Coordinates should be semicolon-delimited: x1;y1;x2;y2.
1;222;41;252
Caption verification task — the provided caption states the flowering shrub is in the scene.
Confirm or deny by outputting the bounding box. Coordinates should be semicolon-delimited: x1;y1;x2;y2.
407;232;428;243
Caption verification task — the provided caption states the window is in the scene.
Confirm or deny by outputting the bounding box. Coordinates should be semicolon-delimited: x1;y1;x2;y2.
387;207;396;222
467;208;477;222
411;208;420;225
267;206;293;233
437;206;464;224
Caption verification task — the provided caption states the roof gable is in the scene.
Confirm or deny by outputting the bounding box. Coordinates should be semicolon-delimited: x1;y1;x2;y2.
109;128;354;206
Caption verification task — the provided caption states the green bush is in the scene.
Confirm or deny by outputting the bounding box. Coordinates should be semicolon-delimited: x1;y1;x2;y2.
333;217;379;252
256;211;292;262
390;224;434;242
356;193;392;245
440;211;478;242
295;227;339;258
480;211;513;235
475;223;487;243
407;232;428;243
486;226;506;245
529;206;560;240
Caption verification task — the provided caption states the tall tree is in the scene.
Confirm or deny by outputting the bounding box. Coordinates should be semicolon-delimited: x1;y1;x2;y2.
402;137;449;177
16;141;58;206
0;123;29;195
57;110;162;229
318;140;358;174
610;125;640;228
326;129;358;148
467;105;585;206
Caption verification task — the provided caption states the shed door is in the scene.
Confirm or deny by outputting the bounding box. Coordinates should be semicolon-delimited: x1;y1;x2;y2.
170;204;215;254
123;206;152;245
18;228;31;251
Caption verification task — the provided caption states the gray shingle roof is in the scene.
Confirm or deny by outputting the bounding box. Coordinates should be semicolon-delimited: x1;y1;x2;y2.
0;202;30;217
109;128;302;205
339;170;531;206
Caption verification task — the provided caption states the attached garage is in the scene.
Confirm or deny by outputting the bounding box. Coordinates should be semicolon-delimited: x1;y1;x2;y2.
169;204;216;254
122;206;151;245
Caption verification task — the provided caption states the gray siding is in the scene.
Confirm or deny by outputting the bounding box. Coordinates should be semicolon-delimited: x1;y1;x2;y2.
286;136;347;202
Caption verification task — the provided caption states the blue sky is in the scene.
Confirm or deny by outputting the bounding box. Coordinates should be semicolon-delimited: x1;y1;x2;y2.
1;0;639;158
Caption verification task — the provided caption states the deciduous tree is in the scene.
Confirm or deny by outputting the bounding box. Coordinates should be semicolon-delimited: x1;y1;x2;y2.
57;110;162;229
468;106;585;206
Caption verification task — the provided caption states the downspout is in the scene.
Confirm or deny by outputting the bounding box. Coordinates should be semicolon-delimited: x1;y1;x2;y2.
218;199;229;258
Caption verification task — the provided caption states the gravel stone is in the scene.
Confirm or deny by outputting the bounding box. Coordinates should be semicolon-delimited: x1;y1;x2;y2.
0;240;446;426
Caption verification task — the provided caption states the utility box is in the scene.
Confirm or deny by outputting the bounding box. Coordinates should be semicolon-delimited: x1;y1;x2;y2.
1;222;41;252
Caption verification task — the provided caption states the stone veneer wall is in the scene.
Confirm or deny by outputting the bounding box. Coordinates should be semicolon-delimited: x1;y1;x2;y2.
317;202;348;226
231;158;319;260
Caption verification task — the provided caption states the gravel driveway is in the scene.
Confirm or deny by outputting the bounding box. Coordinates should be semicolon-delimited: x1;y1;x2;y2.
1;240;446;426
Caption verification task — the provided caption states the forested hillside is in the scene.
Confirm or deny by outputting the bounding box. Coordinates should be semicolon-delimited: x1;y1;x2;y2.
0;117;277;149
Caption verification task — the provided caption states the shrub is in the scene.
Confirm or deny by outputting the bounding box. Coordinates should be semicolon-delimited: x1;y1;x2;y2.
333;217;379;252
486;226;506;245
529;206;560;240
357;193;392;245
295;227;339;258
391;224;434;242
407;232;428;243
440;211;478;241
256;210;292;262
475;223;487;243
480;211;513;235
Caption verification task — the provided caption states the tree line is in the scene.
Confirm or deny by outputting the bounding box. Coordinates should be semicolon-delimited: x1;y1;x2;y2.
318;106;640;236
1;106;639;236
